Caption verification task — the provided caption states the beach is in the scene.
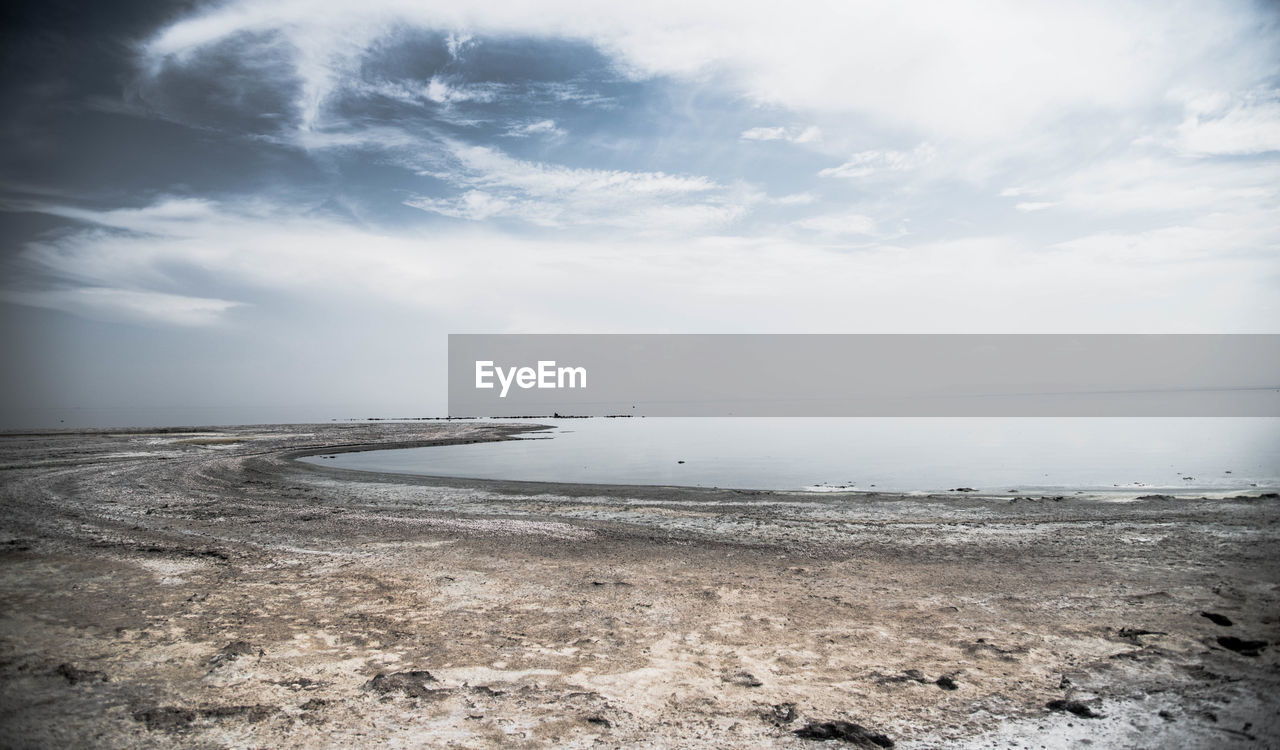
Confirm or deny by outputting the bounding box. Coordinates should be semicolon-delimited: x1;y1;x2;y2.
0;422;1276;747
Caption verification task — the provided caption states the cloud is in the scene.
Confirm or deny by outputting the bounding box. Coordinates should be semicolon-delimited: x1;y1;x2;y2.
774;193;816;205
818;144;935;179
502;119;566;138
0;287;245;327
793;211;878;237
137;0;1279;144
405;190;519;222
740;125;821;143
1049;218;1278;265
1006;154;1279;215
10;194;1275;336
120;0;1278;245
1173;89;1280;156
405;141;747;231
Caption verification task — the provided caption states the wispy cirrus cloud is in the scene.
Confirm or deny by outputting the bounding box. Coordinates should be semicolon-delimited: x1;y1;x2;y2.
818;144;935;179
793;211;878;238
0;287;245;327
998;153;1279;216
501;119;566;138
740;125;820;144
136;0;1278;143
1171;88;1280;156
405;141;749;231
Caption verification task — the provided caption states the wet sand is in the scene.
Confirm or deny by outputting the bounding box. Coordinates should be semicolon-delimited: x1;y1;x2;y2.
0;422;1277;748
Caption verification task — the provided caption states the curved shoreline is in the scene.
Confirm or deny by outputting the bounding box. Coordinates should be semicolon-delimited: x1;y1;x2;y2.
1;422;1277;747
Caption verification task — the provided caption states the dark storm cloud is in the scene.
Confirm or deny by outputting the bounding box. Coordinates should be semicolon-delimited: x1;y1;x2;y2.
0;0;326;216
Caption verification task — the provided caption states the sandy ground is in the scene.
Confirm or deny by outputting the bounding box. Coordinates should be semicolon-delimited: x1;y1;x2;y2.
0;422;1277;748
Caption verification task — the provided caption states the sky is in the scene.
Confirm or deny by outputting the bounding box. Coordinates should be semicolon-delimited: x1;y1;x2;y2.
1;0;1278;425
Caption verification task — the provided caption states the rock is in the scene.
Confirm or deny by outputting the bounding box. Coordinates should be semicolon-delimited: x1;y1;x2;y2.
725;670;763;687
278;676;320;690
1046;699;1102;718
363;670;441;698
763;702;797;726
1117;627;1165;643
585;716;612;728
950;488;976;493
875;669;928;685
207;640;261;668
794;720;894;747
935;675;959;690
300;698;328;710
199;705;276;723
1217;636;1267;656
469;685;504;697
55;663;107;684
133;707;195;731
1201;611;1233;627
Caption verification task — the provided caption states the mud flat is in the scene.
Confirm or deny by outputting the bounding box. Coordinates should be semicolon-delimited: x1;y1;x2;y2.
0;422;1277;748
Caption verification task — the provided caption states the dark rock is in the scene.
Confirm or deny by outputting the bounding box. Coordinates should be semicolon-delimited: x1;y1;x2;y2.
763;702;797;726
133;707;196;731
1201;611;1233;627
1217;636;1267;656
55;663;107;684
935;675;959;691
726;670;763;687
794;721;894;747
961;640;1023;660
207;640;261;668
875;669;928;685
300;698;328;710
364;670;441;698
585;716;612;728
1046;700;1102;718
469;685;505;697
1117;627;1165;643
199;705;276;723
950;487;976;493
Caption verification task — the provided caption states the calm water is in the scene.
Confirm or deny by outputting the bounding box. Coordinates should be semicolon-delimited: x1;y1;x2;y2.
305;418;1280;494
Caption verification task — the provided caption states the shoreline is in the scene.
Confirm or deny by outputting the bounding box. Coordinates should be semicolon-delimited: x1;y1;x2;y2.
1;422;1277;747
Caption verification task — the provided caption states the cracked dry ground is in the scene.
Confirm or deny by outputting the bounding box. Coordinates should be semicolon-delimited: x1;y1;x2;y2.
0;423;1277;748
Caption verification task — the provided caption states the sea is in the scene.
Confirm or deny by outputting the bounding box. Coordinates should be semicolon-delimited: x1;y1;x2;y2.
302;417;1280;495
